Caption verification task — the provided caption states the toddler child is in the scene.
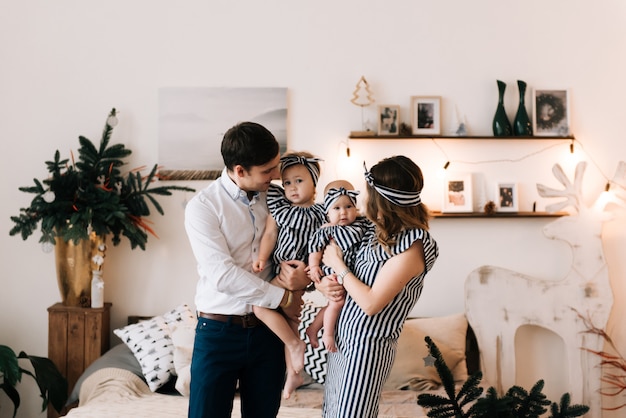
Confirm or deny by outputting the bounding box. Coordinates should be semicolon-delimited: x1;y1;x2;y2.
252;151;327;399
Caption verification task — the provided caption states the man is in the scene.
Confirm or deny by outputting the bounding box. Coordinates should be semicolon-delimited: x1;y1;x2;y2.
184;122;310;418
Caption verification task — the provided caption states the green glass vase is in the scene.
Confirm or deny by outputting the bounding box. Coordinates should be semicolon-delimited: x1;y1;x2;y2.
492;80;513;136
513;80;533;136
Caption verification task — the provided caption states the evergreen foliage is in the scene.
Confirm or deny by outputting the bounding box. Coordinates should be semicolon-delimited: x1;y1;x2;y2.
9;108;195;250
417;336;590;418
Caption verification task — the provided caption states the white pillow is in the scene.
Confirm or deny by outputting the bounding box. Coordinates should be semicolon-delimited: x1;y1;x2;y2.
384;313;468;391
170;323;196;397
113;304;196;392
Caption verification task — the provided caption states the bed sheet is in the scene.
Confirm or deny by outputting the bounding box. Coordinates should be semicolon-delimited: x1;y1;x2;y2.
65;367;485;418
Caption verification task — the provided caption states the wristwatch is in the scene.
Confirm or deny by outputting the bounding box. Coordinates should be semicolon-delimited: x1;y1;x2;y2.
337;269;350;285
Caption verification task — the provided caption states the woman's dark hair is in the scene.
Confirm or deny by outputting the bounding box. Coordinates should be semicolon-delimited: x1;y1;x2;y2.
365;155;430;246
221;122;280;171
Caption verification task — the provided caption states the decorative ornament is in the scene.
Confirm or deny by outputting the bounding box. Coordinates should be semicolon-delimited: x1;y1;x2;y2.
350;76;375;135
42;191;55;203
423;354;436;367
492;80;513;136
484;200;496;215
399;122;412;136
513;80;533;136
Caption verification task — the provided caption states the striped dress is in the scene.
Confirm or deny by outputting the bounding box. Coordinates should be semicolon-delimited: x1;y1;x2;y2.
267;185;327;272
308;216;371;275
322;223;439;418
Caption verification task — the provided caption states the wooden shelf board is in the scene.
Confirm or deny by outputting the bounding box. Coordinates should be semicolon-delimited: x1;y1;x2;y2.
349;134;575;140
432;211;568;219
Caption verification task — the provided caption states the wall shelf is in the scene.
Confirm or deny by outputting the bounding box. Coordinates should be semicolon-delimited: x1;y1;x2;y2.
348;134;575;140
432;211;568;219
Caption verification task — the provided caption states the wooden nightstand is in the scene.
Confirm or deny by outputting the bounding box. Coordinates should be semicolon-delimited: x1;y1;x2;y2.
47;302;111;418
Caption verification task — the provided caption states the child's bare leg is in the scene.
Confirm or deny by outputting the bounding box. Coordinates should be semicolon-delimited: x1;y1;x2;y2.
322;299;344;353
305;306;327;348
283;349;305;399
253;306;306;373
283;317;305;399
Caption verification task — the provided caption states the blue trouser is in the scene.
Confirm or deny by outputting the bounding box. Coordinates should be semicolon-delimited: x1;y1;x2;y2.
188;316;286;418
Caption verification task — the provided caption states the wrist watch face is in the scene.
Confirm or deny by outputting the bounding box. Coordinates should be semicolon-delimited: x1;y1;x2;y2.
337;275;344;285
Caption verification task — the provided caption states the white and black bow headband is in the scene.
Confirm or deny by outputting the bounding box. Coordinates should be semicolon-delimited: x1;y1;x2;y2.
280;155;323;186
363;162;421;207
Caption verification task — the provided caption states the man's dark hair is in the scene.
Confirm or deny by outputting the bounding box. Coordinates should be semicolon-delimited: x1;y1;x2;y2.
221;122;280;171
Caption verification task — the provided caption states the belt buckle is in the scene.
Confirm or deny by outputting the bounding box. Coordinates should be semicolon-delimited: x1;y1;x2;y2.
241;313;256;328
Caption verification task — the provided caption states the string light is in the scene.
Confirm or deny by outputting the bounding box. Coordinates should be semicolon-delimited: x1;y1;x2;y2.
430;137;612;192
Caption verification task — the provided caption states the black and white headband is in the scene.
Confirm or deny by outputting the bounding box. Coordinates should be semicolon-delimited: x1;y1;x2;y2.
363;162;421;207
280;155;323;186
324;187;359;212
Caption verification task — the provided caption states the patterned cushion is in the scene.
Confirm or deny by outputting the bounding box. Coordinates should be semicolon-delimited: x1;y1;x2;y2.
113;304;196;392
299;302;328;384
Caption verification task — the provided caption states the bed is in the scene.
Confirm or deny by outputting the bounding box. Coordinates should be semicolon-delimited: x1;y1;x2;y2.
63;303;482;418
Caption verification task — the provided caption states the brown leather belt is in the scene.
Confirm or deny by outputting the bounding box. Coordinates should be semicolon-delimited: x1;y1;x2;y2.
197;312;260;328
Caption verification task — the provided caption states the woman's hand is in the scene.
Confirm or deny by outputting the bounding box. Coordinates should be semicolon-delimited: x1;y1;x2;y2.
316;274;345;303
321;240;346;274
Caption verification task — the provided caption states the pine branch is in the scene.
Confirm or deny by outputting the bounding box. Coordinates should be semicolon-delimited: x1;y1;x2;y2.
417;336;589;418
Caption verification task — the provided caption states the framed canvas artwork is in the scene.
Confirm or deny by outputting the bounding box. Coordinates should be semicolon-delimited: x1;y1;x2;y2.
495;182;519;212
377;105;400;135
532;89;570;136
158;87;288;180
442;173;473;213
411;96;441;135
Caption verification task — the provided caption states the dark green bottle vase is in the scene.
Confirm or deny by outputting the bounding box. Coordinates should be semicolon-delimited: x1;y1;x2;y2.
492;80;513;136
513;80;533;136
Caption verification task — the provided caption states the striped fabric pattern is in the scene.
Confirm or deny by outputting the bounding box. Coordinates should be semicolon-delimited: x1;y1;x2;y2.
267;185;327;270
322;225;439;418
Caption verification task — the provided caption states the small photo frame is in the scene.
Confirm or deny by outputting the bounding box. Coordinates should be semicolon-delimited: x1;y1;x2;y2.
495;182;518;212
442;173;473;213
411;96;441;135
378;105;400;135
532;89;570;136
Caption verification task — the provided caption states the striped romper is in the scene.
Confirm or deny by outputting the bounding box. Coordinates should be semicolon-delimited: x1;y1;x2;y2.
322;223;439;418
267;184;327;271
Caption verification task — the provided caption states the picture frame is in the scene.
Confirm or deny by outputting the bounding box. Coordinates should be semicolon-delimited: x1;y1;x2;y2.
442;173;473;213
495;182;519;212
411;96;441;135
158;87;288;180
377;105;400;135
532;89;570;136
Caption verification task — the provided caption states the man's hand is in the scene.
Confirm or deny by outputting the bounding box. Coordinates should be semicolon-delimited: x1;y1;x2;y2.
276;260;312;291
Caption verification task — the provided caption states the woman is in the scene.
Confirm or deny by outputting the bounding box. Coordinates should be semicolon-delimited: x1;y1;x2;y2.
319;155;439;418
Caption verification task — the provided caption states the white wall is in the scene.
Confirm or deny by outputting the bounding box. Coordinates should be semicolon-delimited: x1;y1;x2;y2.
1;1;625;416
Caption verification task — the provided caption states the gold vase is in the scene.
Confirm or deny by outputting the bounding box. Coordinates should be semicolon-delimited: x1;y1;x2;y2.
54;233;106;307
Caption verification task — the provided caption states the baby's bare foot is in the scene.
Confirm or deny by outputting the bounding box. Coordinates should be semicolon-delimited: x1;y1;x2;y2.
306;326;320;348
323;333;337;353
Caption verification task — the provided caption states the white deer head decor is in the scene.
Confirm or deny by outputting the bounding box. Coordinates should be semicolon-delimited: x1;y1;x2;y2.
465;161;613;418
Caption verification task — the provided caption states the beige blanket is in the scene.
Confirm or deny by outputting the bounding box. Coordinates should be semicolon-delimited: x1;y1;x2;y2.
65;367;428;418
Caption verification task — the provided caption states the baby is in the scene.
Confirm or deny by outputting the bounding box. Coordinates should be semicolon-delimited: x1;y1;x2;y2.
307;180;369;352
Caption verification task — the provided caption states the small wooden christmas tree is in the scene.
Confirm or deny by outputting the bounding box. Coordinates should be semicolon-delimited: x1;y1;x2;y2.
417;336;590;418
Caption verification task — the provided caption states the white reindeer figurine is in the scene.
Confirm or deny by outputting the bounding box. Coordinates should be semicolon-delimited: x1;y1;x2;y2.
465;161;613;417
